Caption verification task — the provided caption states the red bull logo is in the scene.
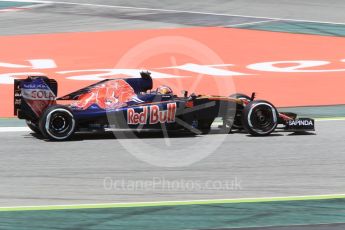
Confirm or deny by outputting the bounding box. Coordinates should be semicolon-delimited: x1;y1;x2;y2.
128;103;176;125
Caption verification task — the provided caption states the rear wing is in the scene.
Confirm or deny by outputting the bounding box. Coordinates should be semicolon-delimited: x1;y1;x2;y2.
14;76;57;120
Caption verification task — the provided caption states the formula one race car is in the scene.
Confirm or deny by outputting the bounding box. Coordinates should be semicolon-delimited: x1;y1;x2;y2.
14;72;315;141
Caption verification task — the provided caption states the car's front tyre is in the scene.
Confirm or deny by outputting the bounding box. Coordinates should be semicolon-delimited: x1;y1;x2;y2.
242;100;278;136
39;105;76;141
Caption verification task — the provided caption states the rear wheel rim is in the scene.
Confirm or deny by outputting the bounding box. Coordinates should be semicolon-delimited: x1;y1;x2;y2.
45;109;75;139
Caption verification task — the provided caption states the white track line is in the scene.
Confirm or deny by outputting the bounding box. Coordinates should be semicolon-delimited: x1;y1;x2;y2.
2;0;345;26
225;19;280;28
0;127;30;132
316;117;345;121
0;8;24;12
1;193;345;211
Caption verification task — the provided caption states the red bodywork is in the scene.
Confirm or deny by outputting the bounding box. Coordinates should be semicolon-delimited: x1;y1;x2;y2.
71;79;137;110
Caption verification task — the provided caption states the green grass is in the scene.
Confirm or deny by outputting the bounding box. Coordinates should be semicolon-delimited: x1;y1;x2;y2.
0;1;38;9
1;197;345;230
235;20;345;37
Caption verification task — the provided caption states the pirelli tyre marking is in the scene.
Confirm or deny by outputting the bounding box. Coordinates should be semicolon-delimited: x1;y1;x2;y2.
45;108;75;140
247;102;278;135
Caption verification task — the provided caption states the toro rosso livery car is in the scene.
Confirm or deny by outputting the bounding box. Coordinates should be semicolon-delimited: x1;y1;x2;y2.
14;72;315;141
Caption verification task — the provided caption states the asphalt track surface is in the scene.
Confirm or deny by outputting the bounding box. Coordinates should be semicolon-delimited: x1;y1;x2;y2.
2;0;345;35
1;120;345;207
1;0;345;229
0;0;345;204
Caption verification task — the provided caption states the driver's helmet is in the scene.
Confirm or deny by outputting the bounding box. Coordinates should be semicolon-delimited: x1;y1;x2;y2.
156;85;173;95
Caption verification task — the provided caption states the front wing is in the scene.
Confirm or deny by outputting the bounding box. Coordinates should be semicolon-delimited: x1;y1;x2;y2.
282;118;315;132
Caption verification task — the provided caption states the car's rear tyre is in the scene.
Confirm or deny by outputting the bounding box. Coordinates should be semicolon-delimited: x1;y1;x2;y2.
242;100;278;136
26;120;41;134
39;105;76;141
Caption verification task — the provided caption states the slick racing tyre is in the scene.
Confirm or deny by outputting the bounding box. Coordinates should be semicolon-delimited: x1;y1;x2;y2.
39;105;76;141
242;100;278;136
26;120;41;134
